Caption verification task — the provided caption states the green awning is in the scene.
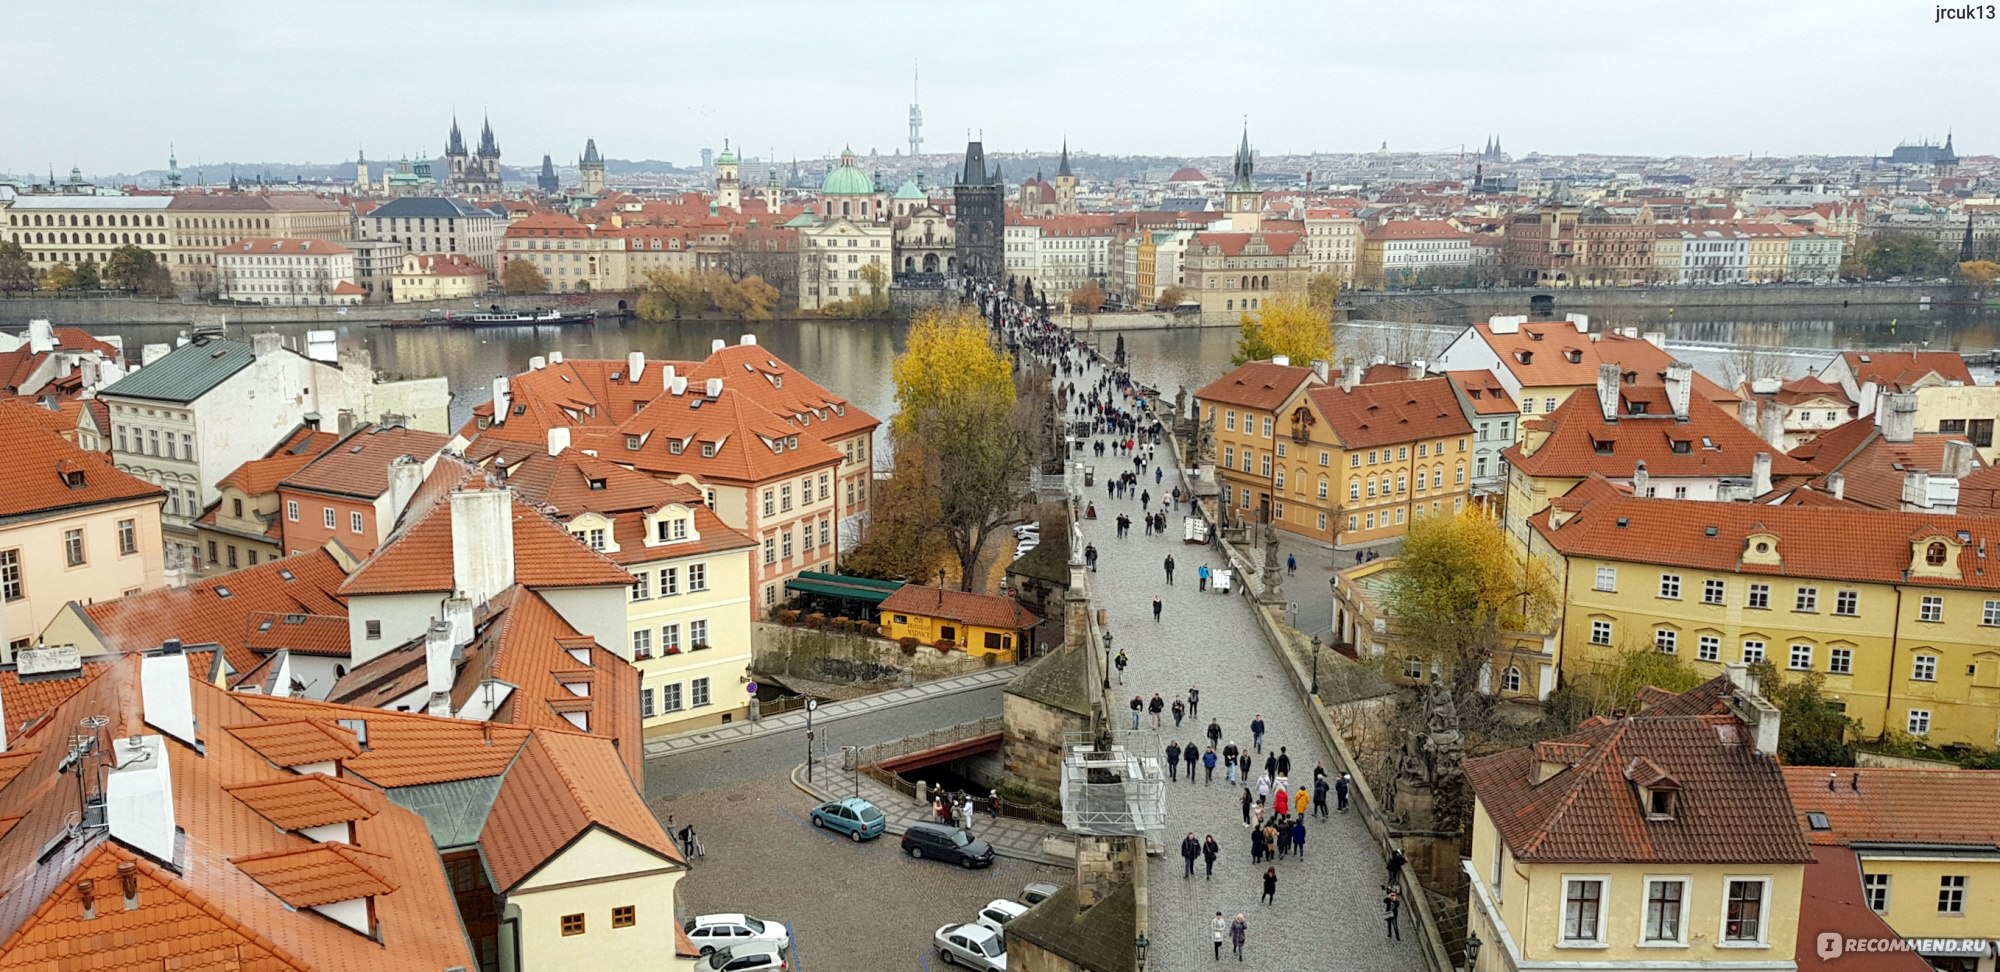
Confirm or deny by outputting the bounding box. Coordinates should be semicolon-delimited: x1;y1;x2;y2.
785;572;905;605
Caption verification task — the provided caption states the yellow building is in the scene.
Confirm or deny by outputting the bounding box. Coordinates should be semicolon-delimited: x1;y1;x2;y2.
1782;766;2000;972
1530;476;2000;747
1463;670;1810;971
391;252;488;303
1332;556;1555;700
1195;359;1320;529
877;584;1039;663
1273;371;1473;546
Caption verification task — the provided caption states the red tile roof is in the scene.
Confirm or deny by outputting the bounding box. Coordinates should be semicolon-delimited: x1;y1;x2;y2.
480;731;682;892
687;341;881;443
878;585;1040;631
1364;219;1468;241
280;423;447;499
1781;765;2000;847
225;774;381;831
1505;382;1813;481
232;694;533;787
1195;360;1318;412
1835;350;1974;391
224;717;364;767
242;611;352;657
1476;324;1738;404
1191;231;1301;257
472;447;752;564
339;482;632;596
1304;377;1472;450
0;400;162;520
217;428;340;495
402;252;487;277
232;842;399;908
81;548;350;673
1447;370;1518;415
1795;429;1983;512
1794;847;1932;972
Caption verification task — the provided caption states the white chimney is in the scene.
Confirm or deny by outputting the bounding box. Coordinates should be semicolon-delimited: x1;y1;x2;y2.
547;426;571;457
1339;357;1357;393
305;329;337;364
141;343;170;367
672;375;689;396
107;734;176;865
1408;359;1427;381
1271;354;1291;367
425;620;454;718
1310;359;1329;384
1749;376;1781;395
1944;440;1977;479
445;595;475;648
26;319;53;355
1596;363;1621;420
1903;471;1933;510
549;350;564;364
1632;460;1649;495
528;355;547;371
1737;398;1759;430
1827;471;1845;502
662;364;677;390
1881;392;1918;444
1758;398;1786;447
1753;452;1773;497
627;350;646;383
490;375;511;426
1487;315;1522;335
710;338;726;354
740;334;758;346
450;489;516;605
140;644;196;746
1856;380;1880;420
1642;331;1666;350
705;377;723;398
1664;362;1693;419
387;456;424;526
1565;313;1590;333
252;332;283;358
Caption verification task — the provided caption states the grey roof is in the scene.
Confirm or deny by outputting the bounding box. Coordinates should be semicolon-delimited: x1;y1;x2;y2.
1005;642;1090;716
387;776;506;849
4;195;172;211
1003;880;1135;972
99;336;254;403
365;196;502;221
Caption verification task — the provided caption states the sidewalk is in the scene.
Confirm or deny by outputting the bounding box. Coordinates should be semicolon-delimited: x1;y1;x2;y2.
789;762;1072;865
640;667;1020;760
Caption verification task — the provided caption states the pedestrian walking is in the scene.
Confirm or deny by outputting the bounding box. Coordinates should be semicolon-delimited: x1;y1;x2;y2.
1229;915;1247;961
1291;817;1307;859
1114;650;1128;683
1388;848;1407;884
1238;750;1253;781
1153;596;1163;623
1212;912;1227;961
1275;773;1289;800
1251;715;1266;752
1084;544;1098;571
1202;834;1219;879
1264;751;1278;782
1130;695;1143;730
1184;740;1199;783
1171;698;1185;727
1314;775;1331;819
1240;786;1253;826
1277;746;1291;778
1149;693;1165;729
1166;740;1182;781
1188;686;1200;717
1384;886;1403;940
1198;563;1210;591
1260;867;1278;905
1295;786;1309;817
960;797;974;832
1141;489;1150;509
1273;786;1289;817
1164;554;1176;585
1155;466;1164;485
932;797;946;824
1337;771;1352;813
1256;775;1271;801
1203;746;1217;784
1181;833;1200;878
1273;818;1288;859
990;789;1002;818
1249;825;1265;864
1206;719;1223;749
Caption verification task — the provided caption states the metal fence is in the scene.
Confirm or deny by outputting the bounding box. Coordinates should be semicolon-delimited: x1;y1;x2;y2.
843;716;1003;769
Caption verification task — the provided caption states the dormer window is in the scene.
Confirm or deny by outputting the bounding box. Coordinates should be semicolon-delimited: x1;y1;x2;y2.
656;517;689;542
701;442;717;458
1564;349;1583;364
587;477;606;491
1927;542;1947;566
1647;788;1675;819
626;435;641;451
1668;439;1691;454
60;469;85;489
668;439;684;455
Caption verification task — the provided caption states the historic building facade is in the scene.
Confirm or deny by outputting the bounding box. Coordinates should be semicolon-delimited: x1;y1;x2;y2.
953;139;1005;280
444;114;503;196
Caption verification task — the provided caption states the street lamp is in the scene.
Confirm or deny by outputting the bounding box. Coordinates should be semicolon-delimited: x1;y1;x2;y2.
1134;934;1150;971
1465;931;1482;972
1310;635;1322;699
1102;630;1114;692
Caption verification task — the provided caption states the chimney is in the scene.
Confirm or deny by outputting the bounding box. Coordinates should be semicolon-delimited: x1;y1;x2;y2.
106;734;176;865
1753;452;1772;497
1407;359;1427;381
1642;331;1666;349
26;319;53;355
445;594;475;648
1856;380;1880;420
1737;398;1759;430
1339;357;1357;393
1757;397;1786;447
740;334;758;346
1663;362;1693;419
547;426;571;457
1309;359;1329;384
1881;392;1918;443
251;332;283;359
141;343;170;367
710;338;726;354
140;643;196;745
550;350;566;365
1271;354;1291;368
450;488;516;605
336;409;356;436
672;375;689;396
1632;460;1649;495
662;364;677;390
1596;363;1621;420
490;375;511;426
1944;439;1977;478
425;620;454;718
1903;471;1934;510
528;355;547;371
305;329;337;364
1827;471;1845;502
704;377;723;398
386;455;423;524
1749;376;1781;395
626;350;646;383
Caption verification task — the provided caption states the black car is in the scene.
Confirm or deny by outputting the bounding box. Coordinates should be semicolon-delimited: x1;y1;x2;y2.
900;823;996;868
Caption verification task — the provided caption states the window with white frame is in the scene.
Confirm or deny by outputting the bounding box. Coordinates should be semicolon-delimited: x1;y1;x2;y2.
1829;647;1852;674
1909;708;1932;736
662;624;680;653
691;677;711;707
1562;878;1605;944
688;563;707;592
660;683;684;712
1703;579;1726;604
1795;587;1818;612
1747;584;1770;609
323;507;336;529
1985;599;2000;626
1659;574;1681;599
1501;666;1521;692
1723;878;1768;944
1403;657;1423;679
1939;875;1966;915
640;687;655;718
286;500;299;521
690;619;708;647
631;571;649;600
660;567;678;596
1862;873;1889;912
1655;629;1678;654
1595;566;1617;592
1643;878;1688;944
1590;620;1613;645
350;511;364;534
63;529;84;567
1789;643;1813;671
632;629;652;660
1698;635;1720;662
1742;640;1766;664
1919;595;1943;623
1913;654;1937;681
1835;590;1858;616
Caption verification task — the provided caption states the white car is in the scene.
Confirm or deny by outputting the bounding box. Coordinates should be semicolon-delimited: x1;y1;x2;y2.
974;898;1028;934
684;914;791;955
935;922;1007;970
1012;523;1041;540
697;943;787;972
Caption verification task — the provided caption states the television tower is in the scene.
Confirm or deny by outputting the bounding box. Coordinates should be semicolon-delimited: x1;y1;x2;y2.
908;61;924;162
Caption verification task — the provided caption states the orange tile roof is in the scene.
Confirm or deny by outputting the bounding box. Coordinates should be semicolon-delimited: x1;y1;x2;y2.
225;774;381;831
1505;383;1813;481
280;424;447;499
1798;429;1982;511
600;382;843;486
1447;370;1517;415
687;341;881;442
1532;475;2000;592
1782;766;2000;847
1304;377;1472;450
0;400;162;520
1191;230;1302;257
339;483;632;596
232;842;400;908
474;447;752;564
878;585;1041;631
1195;360;1317;412
81;548;350;673
0;752;41;794
224;718;364;767
1477;324;1737;404
218;449;327;497
403;253;486;277
1835;349;1974;391
480;731;681;891
215;237;353;256
242;611;351;658
232;694;534;788
1364;219;1468;241
1794;846;1933;972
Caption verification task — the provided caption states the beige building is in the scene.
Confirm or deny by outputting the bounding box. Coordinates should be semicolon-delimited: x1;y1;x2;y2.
500;212;628;293
795;149;893;312
1179;230;1309;315
214;238;362;305
392;253;488;303
167;194;353;291
1303;208;1362;283
0;195;176;276
0;401;165;651
346;238;408;302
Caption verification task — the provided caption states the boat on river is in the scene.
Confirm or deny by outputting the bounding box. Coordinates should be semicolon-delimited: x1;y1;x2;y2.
381;307;596;328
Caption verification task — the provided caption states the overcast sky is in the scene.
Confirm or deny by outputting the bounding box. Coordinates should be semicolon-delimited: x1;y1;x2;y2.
8;0;1987;177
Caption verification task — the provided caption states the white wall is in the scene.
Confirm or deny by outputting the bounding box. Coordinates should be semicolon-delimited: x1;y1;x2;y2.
539;586;631;660
346;591;448;666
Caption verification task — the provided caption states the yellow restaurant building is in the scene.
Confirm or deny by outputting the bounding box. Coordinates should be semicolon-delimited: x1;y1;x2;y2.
878;584;1040;663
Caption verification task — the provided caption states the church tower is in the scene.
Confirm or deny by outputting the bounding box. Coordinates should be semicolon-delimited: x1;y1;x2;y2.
354;149;367;192
580;138;605;196
1225;126;1262;232
537;154;560;195
1053;139;1078;216
762;156;782;213
716;139;741;211
475;114;502;192
167;145;183;189
445;115;469;187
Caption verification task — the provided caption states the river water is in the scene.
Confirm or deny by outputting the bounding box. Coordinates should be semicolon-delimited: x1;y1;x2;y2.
95;303;1999;434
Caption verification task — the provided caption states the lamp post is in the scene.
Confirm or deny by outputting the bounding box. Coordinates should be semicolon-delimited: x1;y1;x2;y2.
1134;934;1150;971
804;697;819;783
1102;630;1114;693
1465;931;1482;972
1310;634;1322;699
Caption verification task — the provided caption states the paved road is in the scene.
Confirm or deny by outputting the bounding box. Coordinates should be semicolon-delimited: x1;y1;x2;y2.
1073;360;1423;972
642;684;1005;800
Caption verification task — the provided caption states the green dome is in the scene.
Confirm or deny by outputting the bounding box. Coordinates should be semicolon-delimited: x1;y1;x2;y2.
893;179;926;200
821;163;875;196
716;148;737;165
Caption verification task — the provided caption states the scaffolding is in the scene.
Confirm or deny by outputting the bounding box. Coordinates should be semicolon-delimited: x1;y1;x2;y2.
1057;731;1169;837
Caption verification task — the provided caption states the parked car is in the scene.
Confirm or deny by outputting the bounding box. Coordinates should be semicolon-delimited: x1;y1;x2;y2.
934;922;1008;970
1021;882;1062;905
1013;523;1040;541
810;797;886;841
901;822;996;868
697;943;788;971
684;914;791;955
974;898;1029;934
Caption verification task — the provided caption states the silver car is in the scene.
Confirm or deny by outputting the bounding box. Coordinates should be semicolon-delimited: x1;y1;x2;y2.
935;921;1007;970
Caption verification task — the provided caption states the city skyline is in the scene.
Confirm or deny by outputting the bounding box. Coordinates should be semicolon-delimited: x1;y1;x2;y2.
8;0;1989;176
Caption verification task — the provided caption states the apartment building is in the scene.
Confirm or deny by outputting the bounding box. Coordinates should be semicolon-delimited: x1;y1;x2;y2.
1269;369;1473;546
1195;359;1321;528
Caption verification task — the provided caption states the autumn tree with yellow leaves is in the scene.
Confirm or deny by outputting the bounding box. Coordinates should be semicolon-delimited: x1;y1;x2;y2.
1231;292;1334;365
1380;508;1559;701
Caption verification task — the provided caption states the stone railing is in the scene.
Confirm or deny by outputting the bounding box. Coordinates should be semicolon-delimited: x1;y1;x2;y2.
843;715;1004;771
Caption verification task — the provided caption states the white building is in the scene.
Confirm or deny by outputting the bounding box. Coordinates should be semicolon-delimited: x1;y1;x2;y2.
1675;226;1749;284
793;149;894;312
214;238;362;306
360;196;504;283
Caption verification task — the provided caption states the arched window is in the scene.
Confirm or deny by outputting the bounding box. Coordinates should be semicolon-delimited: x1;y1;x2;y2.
1926;542;1947;566
1501;667;1522;693
1225;300;1233;311
1434;468;1444;489
1349;480;1360;501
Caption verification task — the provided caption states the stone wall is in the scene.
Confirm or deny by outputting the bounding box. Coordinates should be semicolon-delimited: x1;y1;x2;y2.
0;293;646;328
1344;281;1967;323
1003;688;1087;794
750;621;992;686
